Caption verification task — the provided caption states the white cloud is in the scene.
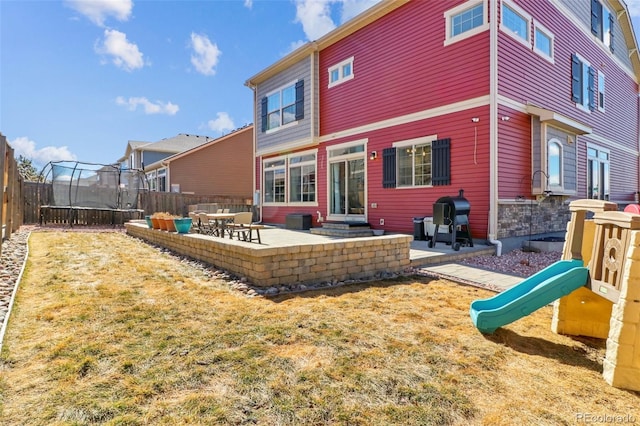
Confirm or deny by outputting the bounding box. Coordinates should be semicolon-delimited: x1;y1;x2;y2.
628;0;640;17
96;29;145;71
339;0;381;23
293;0;381;41
116;96;179;115
244;0;253;9
10;137;77;170
207;112;235;133
65;0;133;27
294;0;337;41
190;33;221;76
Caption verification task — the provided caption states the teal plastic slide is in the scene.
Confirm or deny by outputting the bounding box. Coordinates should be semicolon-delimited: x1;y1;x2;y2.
470;259;588;334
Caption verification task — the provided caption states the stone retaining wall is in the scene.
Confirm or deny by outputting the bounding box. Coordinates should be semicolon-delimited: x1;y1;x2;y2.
125;222;412;287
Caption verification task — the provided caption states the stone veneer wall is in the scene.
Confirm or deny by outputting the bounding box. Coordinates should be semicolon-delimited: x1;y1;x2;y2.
125;222;412;287
497;196;571;239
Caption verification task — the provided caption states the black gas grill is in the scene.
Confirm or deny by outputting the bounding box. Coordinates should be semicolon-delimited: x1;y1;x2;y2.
428;189;473;251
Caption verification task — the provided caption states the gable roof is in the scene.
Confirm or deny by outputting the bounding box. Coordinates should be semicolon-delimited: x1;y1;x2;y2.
613;0;640;80
162;125;254;165
144;133;211;153
245;0;409;86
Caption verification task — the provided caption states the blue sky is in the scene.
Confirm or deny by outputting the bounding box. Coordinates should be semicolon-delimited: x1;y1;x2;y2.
1;0;640;171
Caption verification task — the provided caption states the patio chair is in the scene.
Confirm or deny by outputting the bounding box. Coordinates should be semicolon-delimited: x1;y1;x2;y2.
227;212;261;243
223;208;230;213
189;211;201;232
198;212;216;235
216;209;223;213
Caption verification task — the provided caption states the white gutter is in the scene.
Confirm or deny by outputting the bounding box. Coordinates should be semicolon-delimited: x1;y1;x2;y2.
488;0;502;256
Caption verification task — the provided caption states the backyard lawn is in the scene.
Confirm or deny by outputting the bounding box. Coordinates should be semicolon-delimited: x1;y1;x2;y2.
0;231;638;425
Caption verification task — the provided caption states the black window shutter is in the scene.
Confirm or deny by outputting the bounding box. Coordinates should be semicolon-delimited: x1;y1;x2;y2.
588;66;596;111
571;54;582;103
609;13;615;53
591;0;601;37
382;147;396;188
261;97;268;132
295;80;304;121
432;138;451;186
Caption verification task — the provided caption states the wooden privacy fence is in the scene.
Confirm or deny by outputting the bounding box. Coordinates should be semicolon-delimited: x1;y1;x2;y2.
1;133;23;253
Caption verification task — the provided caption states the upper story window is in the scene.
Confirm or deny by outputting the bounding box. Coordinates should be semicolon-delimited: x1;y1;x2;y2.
328;57;354;88
571;53;596;112
444;0;488;46
534;22;554;62
597;71;605;112
591;0;615;53
501;1;531;45
261;80;304;133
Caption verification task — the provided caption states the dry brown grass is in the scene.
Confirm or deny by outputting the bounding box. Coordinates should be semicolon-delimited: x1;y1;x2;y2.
0;231;638;425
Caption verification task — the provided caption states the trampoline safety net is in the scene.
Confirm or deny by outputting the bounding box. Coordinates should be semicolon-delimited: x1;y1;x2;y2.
39;161;147;210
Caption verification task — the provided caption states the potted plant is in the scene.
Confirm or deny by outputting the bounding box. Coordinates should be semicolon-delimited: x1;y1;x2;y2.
173;217;193;234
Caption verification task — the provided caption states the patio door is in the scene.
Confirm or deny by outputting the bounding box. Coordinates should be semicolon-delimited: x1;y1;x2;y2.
327;143;366;222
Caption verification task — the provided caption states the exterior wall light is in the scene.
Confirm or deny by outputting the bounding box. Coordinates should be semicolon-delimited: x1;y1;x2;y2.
370;151;378;160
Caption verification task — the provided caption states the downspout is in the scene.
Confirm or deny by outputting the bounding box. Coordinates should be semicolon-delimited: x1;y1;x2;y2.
488;0;502;256
246;81;260;223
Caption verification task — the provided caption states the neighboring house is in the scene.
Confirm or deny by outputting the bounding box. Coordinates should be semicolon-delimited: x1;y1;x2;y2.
246;0;640;251
121;134;211;192
160;124;254;198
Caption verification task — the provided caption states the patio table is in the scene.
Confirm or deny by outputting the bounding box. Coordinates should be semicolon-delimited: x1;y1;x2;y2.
206;212;236;237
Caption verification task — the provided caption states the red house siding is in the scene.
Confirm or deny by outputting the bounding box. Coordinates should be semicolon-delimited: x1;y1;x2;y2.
498;0;639;200
320;0;490;136
497;106;533;199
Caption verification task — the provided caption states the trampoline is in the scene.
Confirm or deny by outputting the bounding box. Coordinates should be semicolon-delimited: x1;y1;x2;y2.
37;161;148;226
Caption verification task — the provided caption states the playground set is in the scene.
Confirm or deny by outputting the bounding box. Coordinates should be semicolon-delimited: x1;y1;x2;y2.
470;199;640;391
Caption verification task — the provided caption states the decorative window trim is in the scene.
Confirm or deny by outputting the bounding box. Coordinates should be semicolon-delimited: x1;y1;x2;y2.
533;21;554;63
500;0;532;49
591;0;615;53
443;0;489;47
571;53;594;113
328;56;354;88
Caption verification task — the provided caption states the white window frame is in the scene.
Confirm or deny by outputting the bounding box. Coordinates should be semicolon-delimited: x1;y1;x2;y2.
587;144;610;200
265;81;298;133
597;71;605;112
500;0;532;48
393;135;437;188
547;139;563;191
444;0;489;47
262;150;318;206
328;56;354;88
533;21;554;63
263;156;287;204
288;150;317;205
574;53;592;113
